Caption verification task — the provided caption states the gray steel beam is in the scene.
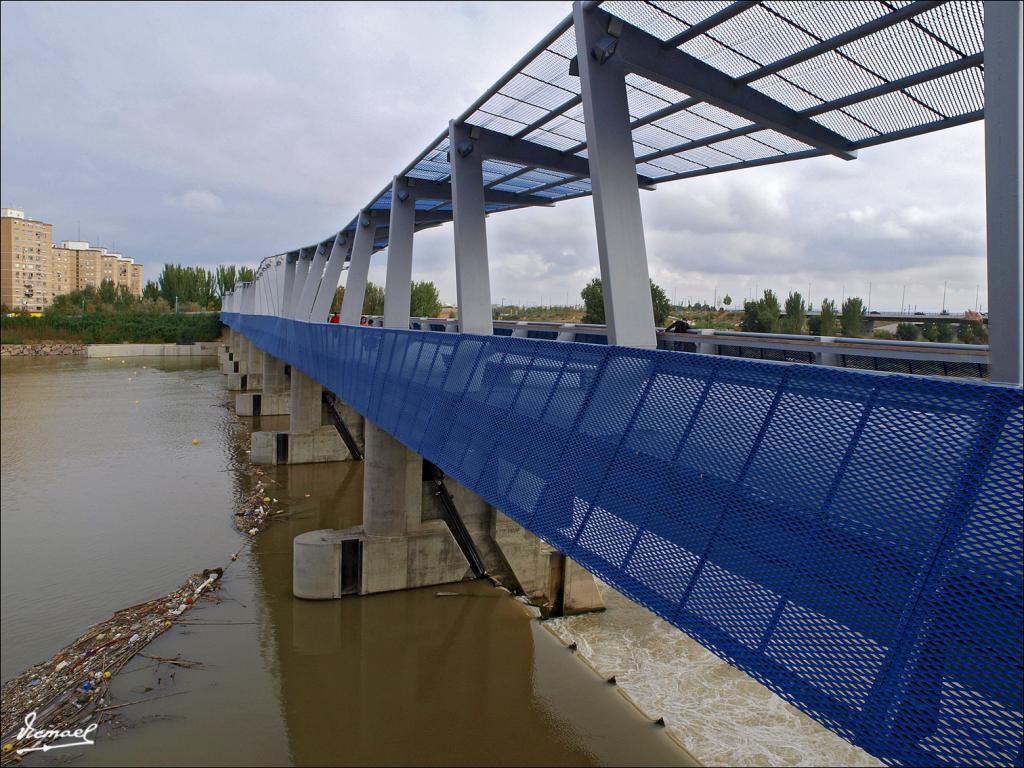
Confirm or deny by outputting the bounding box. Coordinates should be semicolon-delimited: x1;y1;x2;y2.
511;94;582;140
449;119;493;336
984;0;1023;385
662;1;759;48
745;1;940;84
310;232;349;322
471;124;659;186
402;177;555;207
296;242;329;321
574;0;656;348
281;252;297;319
634;55;985;168
340;213;377;326
383;176;416;329
599;8;857;160
289;247;313;320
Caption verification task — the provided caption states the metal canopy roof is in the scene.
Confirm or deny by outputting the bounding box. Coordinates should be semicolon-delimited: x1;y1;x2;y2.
310;0;985;256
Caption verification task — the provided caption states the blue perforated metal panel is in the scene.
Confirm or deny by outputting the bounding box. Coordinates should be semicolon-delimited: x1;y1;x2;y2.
224;313;1023;768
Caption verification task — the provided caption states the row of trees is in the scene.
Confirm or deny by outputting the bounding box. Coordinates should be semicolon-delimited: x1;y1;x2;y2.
895;315;988;344
328;281;442;318
41;263;258;317
143;264;256;309
741;290;868;337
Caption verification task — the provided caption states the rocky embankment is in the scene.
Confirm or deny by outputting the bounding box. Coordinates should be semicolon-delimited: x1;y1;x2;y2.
1;343;86;357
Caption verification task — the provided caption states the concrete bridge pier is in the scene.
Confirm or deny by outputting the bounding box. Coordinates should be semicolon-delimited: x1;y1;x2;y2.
228;336;263;391
237;351;291;416
294;418;603;614
250;367;359;465
220;331;243;374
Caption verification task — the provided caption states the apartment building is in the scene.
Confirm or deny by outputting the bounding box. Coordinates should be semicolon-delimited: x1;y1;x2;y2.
1;208;54;312
1;209;144;311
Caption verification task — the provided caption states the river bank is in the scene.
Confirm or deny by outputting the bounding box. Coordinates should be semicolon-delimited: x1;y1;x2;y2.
1;341;221;358
1;343;85;357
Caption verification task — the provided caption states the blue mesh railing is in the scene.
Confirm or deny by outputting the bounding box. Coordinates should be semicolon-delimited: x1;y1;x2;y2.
224;313;1023;768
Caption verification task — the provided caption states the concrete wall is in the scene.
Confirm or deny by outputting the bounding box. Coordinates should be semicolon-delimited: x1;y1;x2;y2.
87;342;219;358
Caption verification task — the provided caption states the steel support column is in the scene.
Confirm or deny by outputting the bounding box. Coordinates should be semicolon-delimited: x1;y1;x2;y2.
297;243;329;321
341;215;377;326
449;120;493;336
310;233;347;322
384;177;416;329
290;249;313;319
573;1;656;348
281;253;297;318
242;281;255;315
985;0;1023;385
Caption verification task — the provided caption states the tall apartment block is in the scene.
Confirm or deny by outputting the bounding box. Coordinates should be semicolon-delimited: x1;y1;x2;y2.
1;208;143;311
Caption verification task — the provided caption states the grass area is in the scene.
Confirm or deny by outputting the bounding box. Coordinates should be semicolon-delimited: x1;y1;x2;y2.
0;312;223;345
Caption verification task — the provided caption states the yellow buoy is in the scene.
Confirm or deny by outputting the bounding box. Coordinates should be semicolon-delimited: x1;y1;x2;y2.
263;496;271;503
134;400;140;405
2;743;13;753
192;438;200;446
103;671;112;680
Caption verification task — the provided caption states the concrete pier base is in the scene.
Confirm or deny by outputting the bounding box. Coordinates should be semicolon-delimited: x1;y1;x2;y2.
236;390;290;417
252;425;348;465
293;525;471;599
238;351;292;416
251;368;359;465
292;418;603;614
227;371;262;391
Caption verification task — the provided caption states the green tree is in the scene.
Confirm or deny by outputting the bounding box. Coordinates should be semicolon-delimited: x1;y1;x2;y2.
740;289;781;332
157;264;216;307
896;322;920;341
579;278;671;325
142;281;161;301
363;282;385;315
921;320;942;342
818;298;838;336
650;281;671;325
410;280;441;317
722;294;732;307
957;317;989;345
580;278;604;324
330;286;345;314
215;265;238;297
238;266;255;283
780;291;807;334
840;297;866;338
98;279;117;305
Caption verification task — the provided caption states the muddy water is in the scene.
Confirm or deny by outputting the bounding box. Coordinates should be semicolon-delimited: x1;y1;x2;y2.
548;587;881;768
1;356;690;766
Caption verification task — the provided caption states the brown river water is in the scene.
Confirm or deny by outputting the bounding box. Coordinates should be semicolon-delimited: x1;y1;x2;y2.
1;355;689;766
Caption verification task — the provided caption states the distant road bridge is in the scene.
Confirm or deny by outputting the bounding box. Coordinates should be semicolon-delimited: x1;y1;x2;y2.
221;3;1023;767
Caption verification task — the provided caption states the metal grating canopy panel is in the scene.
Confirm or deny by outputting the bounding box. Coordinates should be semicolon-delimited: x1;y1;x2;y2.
331;0;984;253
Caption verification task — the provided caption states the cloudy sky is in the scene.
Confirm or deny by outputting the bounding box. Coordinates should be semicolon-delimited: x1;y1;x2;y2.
1;1;989;312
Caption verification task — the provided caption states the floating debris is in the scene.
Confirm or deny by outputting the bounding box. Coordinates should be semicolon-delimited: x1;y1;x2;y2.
0;570;222;764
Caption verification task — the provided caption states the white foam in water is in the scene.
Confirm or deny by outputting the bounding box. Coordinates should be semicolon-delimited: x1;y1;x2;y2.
546;583;882;768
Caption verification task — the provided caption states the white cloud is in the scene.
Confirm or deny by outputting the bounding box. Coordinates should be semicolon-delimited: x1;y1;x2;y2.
163;189;225;214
